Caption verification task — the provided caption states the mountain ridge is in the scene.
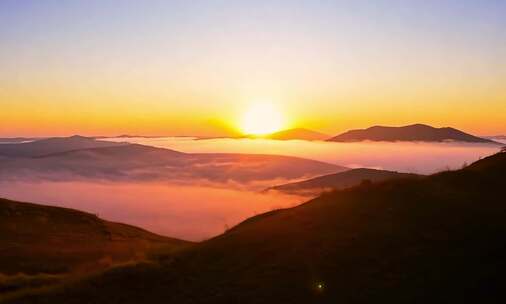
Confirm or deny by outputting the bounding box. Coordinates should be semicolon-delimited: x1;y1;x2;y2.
328;124;500;144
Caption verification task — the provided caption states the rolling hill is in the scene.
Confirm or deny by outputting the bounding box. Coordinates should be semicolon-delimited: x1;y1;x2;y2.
6;151;506;303
0;198;189;298
0;136;345;185
328;124;500;144
267;168;421;195
0;136;127;158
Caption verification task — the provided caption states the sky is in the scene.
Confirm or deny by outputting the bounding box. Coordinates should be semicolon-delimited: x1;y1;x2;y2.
1;0;505;137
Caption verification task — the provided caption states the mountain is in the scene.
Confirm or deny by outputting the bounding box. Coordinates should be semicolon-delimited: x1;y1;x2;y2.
6;151;506;303
0;136;345;185
0;197;189;297
260;128;329;141
0;135;127;158
201;128;330;141
267;168;421;195
328;124;500;144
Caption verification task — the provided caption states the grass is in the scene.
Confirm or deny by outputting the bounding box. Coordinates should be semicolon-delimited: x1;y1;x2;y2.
0;198;191;300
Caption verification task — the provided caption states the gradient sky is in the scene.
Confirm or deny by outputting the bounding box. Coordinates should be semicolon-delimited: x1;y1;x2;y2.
1;0;505;137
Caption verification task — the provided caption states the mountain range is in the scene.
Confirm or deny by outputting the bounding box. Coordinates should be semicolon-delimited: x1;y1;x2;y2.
3;124;497;145
3;151;506;303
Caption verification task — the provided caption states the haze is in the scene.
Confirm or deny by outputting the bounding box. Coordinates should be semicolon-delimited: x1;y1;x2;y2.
106;137;500;174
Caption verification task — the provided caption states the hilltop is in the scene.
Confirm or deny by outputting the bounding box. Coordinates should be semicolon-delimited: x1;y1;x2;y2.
328;124;500;144
255;128;329;141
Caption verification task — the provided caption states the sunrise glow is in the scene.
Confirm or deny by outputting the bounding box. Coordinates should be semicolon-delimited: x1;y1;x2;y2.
241;103;285;135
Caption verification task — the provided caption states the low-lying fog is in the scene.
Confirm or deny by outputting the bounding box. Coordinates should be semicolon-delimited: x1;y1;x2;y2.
0;180;305;241
0;137;501;241
106;137;501;174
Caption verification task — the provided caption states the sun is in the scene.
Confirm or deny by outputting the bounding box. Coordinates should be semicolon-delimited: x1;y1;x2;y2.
241;102;284;135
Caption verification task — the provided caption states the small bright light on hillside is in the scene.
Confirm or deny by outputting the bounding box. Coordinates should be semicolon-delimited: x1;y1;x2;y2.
241;102;284;135
316;282;325;292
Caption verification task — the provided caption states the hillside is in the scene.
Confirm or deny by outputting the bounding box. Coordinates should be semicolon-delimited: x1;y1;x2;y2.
328;124;500;144
7;152;506;303
0;198;189;298
0;198;189;274
268;168;421;195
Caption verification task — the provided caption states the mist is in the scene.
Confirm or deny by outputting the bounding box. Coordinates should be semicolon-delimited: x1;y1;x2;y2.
0;180;305;241
106;137;501;174
0;137;501;241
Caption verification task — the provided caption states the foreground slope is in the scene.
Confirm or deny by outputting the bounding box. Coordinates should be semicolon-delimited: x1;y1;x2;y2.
0;198;189;276
268;168;421;195
328;124;499;144
6;152;506;303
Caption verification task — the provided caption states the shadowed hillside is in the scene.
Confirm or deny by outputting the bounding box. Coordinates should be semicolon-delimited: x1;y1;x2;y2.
328;124;500;144
267;168;421;195
0;198;190;298
6;152;506;303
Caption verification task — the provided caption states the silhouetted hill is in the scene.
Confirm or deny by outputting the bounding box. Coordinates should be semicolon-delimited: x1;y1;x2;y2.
0;198;189;273
0;136;127;158
261;128;329;141
268;168;421;195
0;198;189;298
7;151;506;303
328;124;500;144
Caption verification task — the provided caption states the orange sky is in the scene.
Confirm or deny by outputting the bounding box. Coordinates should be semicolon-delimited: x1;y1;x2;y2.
1;1;505;137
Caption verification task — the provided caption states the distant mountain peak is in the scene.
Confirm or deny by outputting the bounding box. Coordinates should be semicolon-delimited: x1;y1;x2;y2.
68;135;90;139
247;128;329;141
328;124;500;144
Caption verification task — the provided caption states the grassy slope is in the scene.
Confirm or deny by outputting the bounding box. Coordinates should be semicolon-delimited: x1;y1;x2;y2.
0;198;190;298
5;153;506;303
0;198;190;274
